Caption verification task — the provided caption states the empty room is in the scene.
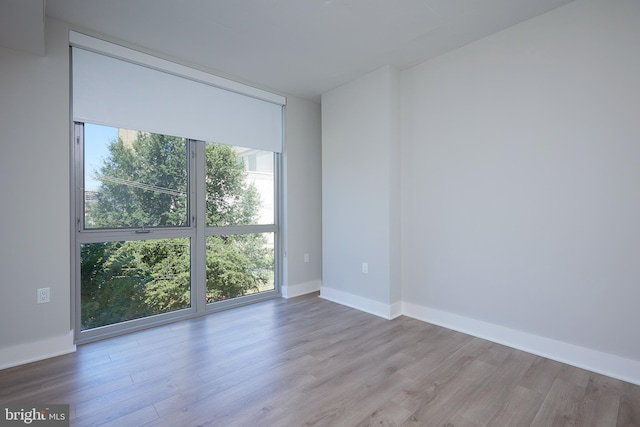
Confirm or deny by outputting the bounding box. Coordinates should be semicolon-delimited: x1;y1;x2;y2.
1;0;639;425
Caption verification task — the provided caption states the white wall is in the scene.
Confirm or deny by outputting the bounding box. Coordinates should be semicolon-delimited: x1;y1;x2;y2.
0;19;323;368
283;96;323;298
401;0;640;380
321;66;401;318
0;18;75;367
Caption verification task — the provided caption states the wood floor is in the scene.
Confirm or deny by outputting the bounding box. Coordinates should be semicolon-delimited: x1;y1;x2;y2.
1;293;639;426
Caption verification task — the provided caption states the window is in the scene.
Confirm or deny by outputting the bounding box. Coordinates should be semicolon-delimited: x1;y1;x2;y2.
75;124;280;340
80;238;191;330
71;32;284;342
83;126;190;229
206;144;275;226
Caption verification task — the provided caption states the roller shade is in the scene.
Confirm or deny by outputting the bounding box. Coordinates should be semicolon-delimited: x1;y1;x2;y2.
71;32;284;152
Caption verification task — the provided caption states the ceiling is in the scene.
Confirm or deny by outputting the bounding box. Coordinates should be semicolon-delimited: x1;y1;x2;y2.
5;0;574;101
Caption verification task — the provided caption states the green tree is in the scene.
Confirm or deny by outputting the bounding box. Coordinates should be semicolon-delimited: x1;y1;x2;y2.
80;241;152;329
205;235;272;302
90;133;188;228
82;131;271;329
204;142;259;226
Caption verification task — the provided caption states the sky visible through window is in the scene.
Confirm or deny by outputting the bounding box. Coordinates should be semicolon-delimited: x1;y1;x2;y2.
84;123;117;191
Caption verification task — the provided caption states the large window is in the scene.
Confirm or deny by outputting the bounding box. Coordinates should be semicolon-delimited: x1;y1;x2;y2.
75;125;280;340
71;32;284;342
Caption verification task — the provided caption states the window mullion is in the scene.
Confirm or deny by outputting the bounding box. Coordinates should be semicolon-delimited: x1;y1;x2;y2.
193;140;207;313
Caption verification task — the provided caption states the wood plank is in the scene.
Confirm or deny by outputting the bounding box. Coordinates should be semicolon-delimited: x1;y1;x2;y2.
398;358;497;426
442;414;481;427
530;377;587;427
351;401;413;427
575;374;622;427
273;354;414;426
519;355;564;395
460;349;537;425
617;381;640;427
486;385;546;427
392;337;494;411
90;403;159;427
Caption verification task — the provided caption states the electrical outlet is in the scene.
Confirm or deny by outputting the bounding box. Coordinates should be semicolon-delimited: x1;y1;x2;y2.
362;262;368;274
37;287;50;304
304;253;310;263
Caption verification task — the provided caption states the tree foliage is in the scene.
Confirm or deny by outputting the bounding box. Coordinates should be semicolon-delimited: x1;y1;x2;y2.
80;241;152;329
205;143;259;226
81;131;272;330
90;133;188;228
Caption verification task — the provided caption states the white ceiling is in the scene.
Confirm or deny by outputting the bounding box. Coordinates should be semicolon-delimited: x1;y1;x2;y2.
8;0;575;100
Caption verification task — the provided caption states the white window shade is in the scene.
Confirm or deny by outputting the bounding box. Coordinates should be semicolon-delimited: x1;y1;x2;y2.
71;34;284;153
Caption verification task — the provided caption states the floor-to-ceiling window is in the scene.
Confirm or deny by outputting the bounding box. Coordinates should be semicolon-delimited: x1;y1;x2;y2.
71;31;284;342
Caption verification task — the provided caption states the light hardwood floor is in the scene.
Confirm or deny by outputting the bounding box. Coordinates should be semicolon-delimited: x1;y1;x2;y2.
1;293;639;426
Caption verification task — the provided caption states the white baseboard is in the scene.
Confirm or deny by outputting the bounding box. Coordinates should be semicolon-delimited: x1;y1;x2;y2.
0;331;76;370
319;286;402;320
281;280;321;299
390;301;403;319
402;302;640;386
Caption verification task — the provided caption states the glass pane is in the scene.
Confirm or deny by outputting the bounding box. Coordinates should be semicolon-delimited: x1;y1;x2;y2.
84;124;189;229
206;233;274;303
205;143;274;226
80;238;191;330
